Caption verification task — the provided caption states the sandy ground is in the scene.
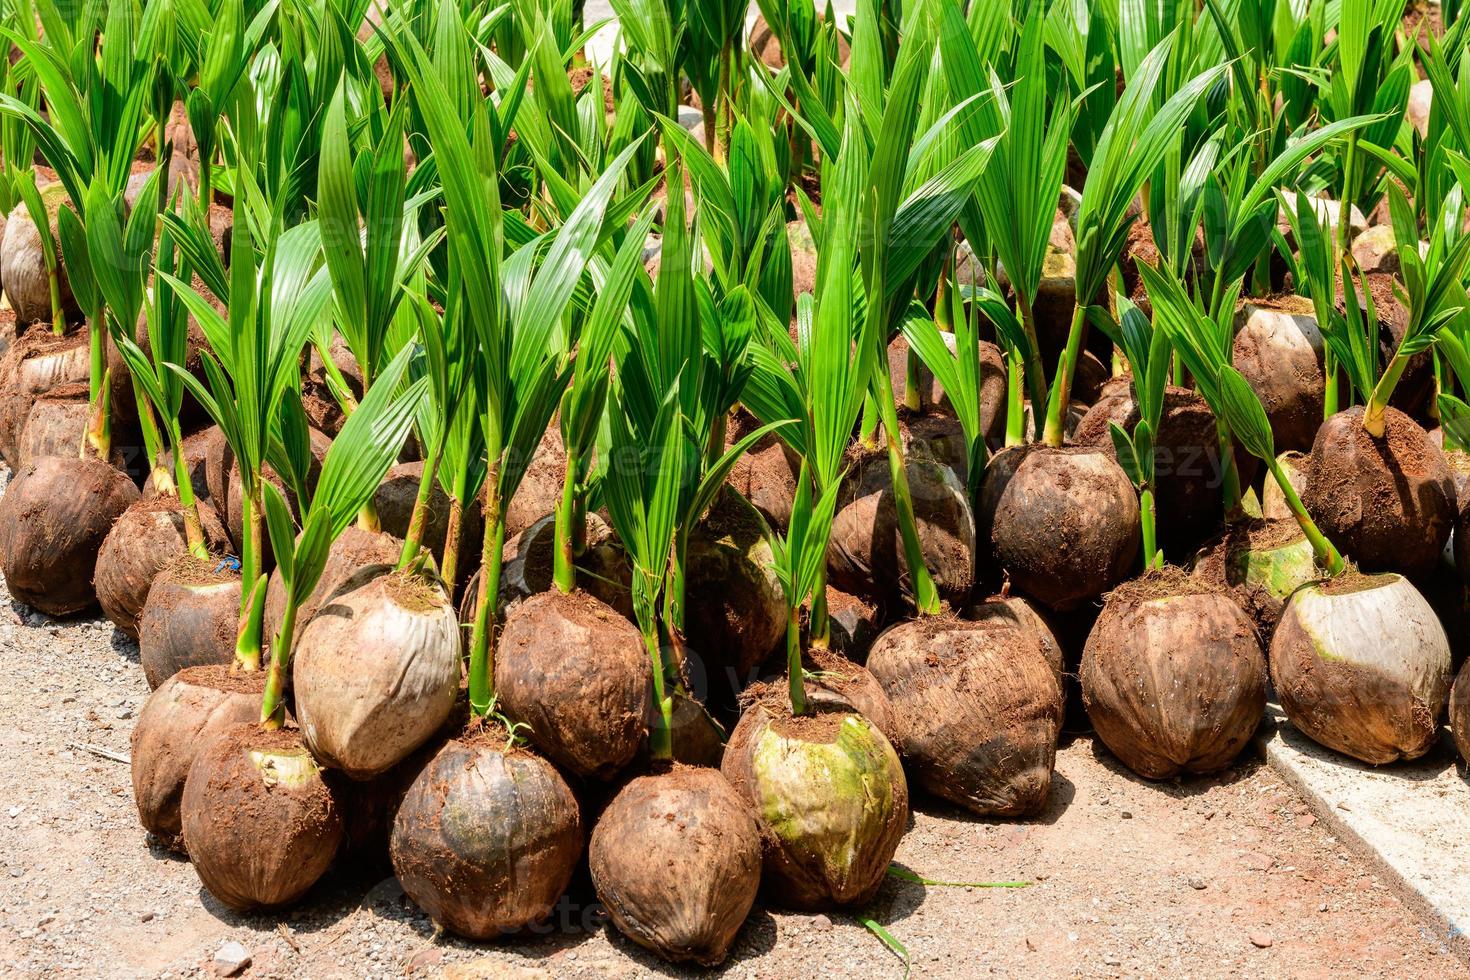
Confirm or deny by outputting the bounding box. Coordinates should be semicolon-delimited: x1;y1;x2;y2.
0;577;1463;980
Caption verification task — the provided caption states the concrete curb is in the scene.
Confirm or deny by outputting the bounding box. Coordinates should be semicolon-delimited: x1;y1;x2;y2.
1258;705;1470;964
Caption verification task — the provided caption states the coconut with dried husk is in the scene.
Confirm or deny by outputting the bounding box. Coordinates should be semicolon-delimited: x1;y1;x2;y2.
824;586;883;660
293;569;460;780
726;407;800;531
373;460;458;561
129;666;264;851
591;765;762;966
964;592;1065;688
142;425;223;501
1301;405;1453;574
828;444;976;607
179;723;343;910
979;444;1140;610
302;338;363;438
0;331;90;467
495;586;652;780
1074;380;1249;556
484;511;631;617
800;645;899;745
96;496;230;638
137;555;244;689
1082;568;1267;779
0;454;139;615
0;183;78;326
1272;569;1451;763
683;486;787;683
501;422;566;538
868;613;1061;815
1232;297;1325;453
391;724;583;938
1189;518;1318;640
11;380;138;473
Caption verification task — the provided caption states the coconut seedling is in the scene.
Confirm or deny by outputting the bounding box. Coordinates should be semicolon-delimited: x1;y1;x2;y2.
1213;361;1453;766
723;106;908;908
981;33;1225;611
1296;186;1468;575
590;380;765;964
178;352;427;911
382;9;583;938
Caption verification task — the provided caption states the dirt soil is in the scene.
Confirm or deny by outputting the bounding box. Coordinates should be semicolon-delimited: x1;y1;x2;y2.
0;506;1463;978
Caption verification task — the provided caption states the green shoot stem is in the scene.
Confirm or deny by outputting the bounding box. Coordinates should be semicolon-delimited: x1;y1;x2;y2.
467;451;504;719
1364;352;1411;438
259;591;297;728
903;346;922;412
645;617;674;760
809;565;831;650
786;605;807;716
397;429;445;570
1216;419;1243;518
170;416;209;559
1005;352;1024;447
48;260;63;335
1043;304;1088;447
1013;290;1049;440
1268;456;1344;575
1139;487;1160;570
234;574;266;672
236;481;259;618
874;368;941;616
552;443;578;594
1324;350;1340;418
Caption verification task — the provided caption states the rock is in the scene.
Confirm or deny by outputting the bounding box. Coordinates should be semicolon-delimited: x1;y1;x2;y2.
1249;932;1273;949
1295;814;1317;829
812;913;833;932
213;941;251;977
1407;78;1433;138
1277;190;1366;244
1351;225;1401;274
676;105;702;132
1241;852;1275;872
1188;875;1207;890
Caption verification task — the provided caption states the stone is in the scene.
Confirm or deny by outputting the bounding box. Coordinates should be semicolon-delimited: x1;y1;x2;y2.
213;941;251;977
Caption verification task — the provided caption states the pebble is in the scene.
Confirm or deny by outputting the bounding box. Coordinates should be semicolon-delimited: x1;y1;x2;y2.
1104;954;1121;966
1120;811;1133;820
1241;852;1275;872
1187;876;1207;891
1295;814;1316;830
1249;933;1273;949
213;941;251;977
811;914;833;932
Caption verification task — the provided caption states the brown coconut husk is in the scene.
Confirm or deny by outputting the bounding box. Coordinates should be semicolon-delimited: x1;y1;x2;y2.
963;593;1065;690
1451;660;1470;766
179;723;343;911
721;689;907;910
129;665;264;852
1301;406;1454;575
293;571;460;780
501;423;566;539
827;444;976;608
979;444;1140;611
371;460;458;562
1073;382;1255;556
495;588;652;780
1232;295;1325;453
823;586;883;660
1081;568;1267;779
801;646;899;746
725;408;800;531
264;526;401;646
96;495;229;638
390;726;583;939
137;555;243;689
590;766;761;966
14;381;139;475
683;486;787;682
867;614;1061;816
0;455;139;615
0;186;79;325
466;511;632;620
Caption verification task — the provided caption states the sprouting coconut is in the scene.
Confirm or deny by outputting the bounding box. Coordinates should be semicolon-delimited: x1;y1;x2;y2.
1190;518;1317;639
495;587;652;780
96;496;229;638
180;723;344;910
1081;568;1267;779
373;460;456;561
391;726;584;938
868;614;1061;815
1272;570;1451;763
136;556;243;689
590;766;761;966
293;569;461;780
1302;405;1454;575
979;444;1140;610
1074;381;1248;555
129;666;263;852
0;455;139;615
722;691;906;909
682;486;787;683
491;512;632;617
828;444;976;607
263;526;401;644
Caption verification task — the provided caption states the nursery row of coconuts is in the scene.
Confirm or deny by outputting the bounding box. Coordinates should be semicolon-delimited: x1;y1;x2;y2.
0;0;1468;967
